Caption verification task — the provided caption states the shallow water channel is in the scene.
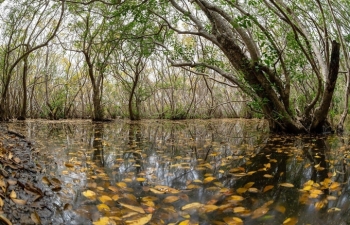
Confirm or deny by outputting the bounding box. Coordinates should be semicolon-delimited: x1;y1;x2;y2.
8;119;350;225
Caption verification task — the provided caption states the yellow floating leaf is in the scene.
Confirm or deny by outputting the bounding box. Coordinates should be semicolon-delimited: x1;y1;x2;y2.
283;218;292;224
251;206;269;219
304;180;314;186
202;204;218;213
283;217;297;225
125;213;152;225
203;176;216;183
247;171;257;175
112;195;119;201
178;220;190;225
10;190;16;199
108;186;118;192
329;182;340;191
187;184;200;189
229;195;244;202
315;201;326;210
303;185;312;191
149;188;164;194
142;196;158;202
97;186;104;191
244;182;255;189
163;196;180;203
275;205;286;214
223;217;243;225
97;204;110;212
116;182;127;188
136;177;146;182
193;179;202;183
323;178;332;186
142;201;155;208
124;178;133;183
92;217;110;225
98;195;113;203
248;188;259;193
264;163;271;169
309;189;323;195
236;188;247;194
154;185;179;194
327;207;341;213
82;190;96;199
327;195;337;201
233;206;246;213
119;202;145;214
280;183;294;188
263;174;273;178
181;202;203;211
263;185;274;192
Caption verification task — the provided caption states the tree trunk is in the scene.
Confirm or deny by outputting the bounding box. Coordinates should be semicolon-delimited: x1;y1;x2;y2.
128;73;140;120
92;86;104;121
310;41;340;133
18;54;29;120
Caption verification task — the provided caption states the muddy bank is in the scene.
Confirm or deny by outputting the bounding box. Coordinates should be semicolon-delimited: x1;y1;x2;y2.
0;126;59;225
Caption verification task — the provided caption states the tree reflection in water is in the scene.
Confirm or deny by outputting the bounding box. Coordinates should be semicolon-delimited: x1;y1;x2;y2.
7;119;350;225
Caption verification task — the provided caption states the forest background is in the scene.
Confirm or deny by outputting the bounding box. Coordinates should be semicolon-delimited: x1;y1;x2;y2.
1;0;350;134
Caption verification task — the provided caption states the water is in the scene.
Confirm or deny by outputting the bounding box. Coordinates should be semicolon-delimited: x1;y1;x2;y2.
8;119;350;225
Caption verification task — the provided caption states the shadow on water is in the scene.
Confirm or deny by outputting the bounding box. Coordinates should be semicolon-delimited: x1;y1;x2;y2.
8;119;350;225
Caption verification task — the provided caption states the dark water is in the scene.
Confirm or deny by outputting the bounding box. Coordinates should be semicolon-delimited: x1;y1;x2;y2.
8;119;350;225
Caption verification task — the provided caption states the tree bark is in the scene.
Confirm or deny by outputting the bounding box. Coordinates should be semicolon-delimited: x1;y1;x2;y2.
18;53;29;120
310;41;340;133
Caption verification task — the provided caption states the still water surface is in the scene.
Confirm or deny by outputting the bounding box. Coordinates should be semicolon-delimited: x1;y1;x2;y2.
8;119;350;225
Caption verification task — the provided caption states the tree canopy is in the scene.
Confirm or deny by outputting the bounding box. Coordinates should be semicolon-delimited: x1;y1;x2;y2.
0;0;349;133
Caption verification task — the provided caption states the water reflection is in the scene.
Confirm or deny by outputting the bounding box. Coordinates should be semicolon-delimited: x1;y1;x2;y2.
7;119;350;224
92;125;104;167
